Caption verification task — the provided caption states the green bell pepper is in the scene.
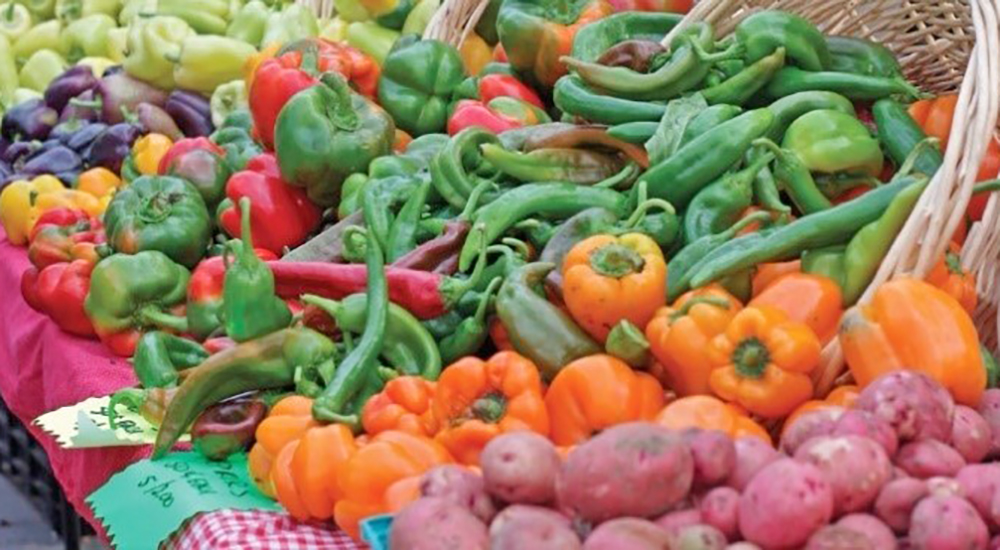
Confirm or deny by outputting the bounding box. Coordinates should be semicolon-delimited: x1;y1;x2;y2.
0;3;32;43
734;10;830;71
0;34;17;107
123;15;195;90
168;35;256;95
401;0;439;36
375;0;413;30
275;72;395;207
103;175;213;268
211;109;262;174
226;0;268;47
18;49;67;91
261;3;318;48
60;13;115;62
16;0;55;19
782;109;884;176
346;20;399;65
12;19;65;62
210;79;248;127
55;0;121;22
377;36;466;135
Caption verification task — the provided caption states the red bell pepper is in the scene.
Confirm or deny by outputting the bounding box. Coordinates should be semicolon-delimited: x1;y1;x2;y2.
28;222;104;270
157;138;225;175
217;153;322;255
478;74;544;109
249;39;380;151
21;259;96;337
447;97;549;135
29;208;93;241
186;247;279;340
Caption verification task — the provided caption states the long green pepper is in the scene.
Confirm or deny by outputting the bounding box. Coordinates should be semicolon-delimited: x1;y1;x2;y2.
683;152;774;244
702;47;786;106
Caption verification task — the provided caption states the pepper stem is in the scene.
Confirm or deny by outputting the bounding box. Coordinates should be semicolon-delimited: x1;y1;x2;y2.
470;392;507;424
973;179;1000;195
459;178;493;220
237;196;256;255
722;210;775;239
622;198;676;229
945;251;966;275
669;295;733;322
595;162;639;189
138;306;189;333
319;72;361;132
107;388;145;429
300;294;346;334
500;237;531;260
589;243;645;279
443;236;489;305
732;337;771;379
138;192;173;224
69;97;102;110
605;320;651;368
894;137;940;179
472;277;503;324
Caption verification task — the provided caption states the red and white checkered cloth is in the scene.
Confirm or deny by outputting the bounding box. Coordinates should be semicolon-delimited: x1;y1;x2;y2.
166;510;366;550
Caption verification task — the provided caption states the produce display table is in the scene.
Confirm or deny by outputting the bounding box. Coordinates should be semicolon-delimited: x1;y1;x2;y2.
0;229;360;549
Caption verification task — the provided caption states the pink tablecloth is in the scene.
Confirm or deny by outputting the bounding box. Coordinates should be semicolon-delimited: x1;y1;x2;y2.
0;230;361;549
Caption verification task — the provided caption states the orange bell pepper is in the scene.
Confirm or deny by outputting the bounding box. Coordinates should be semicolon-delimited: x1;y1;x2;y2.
840;278;985;406
751;260;801;296
459;32;493;76
563;233;667;342
430;351;549;465
334;431;453;540
645;285;743;397
545;354;665;445
656;395;772;445
749;273;844;344
248;396;318;498
361;376;436;437
77;168;123;200
132;133;174;176
271;423;358;522
707;305;821;419
926;242;978;314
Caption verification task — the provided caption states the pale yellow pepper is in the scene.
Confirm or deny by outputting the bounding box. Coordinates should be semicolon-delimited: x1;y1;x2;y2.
132;133;174;175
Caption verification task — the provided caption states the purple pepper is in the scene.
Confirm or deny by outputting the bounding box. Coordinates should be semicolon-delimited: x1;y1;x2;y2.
44;66;99;113
1;172;27;187
166;90;214;137
86;123;141;173
23;146;82;176
136;103;184;141
0;137;9;159
50;119;89;142
60;90;101;123
1;141;41;165
1;99;59;141
91;73;170;124
64;122;107;153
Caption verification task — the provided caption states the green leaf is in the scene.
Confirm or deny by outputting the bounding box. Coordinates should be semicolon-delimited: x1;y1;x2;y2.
646;93;708;166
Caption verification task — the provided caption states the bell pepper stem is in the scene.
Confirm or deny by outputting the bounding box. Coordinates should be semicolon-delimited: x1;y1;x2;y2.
234;197;258;263
138;306;190;333
605;320;651;368
318;72;361;132
589;242;645;279
471;392;507;424
377;366;398;382
732;337;770;379
69;97;103;110
668;295;733;322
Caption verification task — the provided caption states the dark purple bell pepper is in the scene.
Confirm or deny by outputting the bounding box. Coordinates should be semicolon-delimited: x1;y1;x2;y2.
60;90;101;123
23;146;82;176
86;123;141;173
49;119;88;143
0;137;9;159
90;73;169;124
1;141;41;165
1;100;59;141
165;90;213;137
136;103;184;141
44;66;99;113
64;122;107;152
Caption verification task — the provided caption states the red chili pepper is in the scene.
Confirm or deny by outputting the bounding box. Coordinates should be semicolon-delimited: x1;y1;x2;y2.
21;259;96;337
217;153;322;255
448;99;523;135
249;39;380;151
157;137;225;175
968;137;1000;221
478;74;544;109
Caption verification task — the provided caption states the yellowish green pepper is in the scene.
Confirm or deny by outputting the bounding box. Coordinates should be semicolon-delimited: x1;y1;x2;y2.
0;34;17;107
402;0;439;36
60;13;116;62
261;4;318;48
55;0;122;22
19;49;67;91
168;36;257;95
333;0;373;22
0;3;32;43
12;19;66;62
346;21;398;65
319;15;349;42
116;0;153;24
123;15;195;90
225;0;268;47
16;0;55;19
210;79;247;127
77;56;115;77
106;26;127;62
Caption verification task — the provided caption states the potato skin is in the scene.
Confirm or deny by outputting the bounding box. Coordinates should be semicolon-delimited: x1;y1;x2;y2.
874;478;930;534
956;464;1000;529
727;436;780;491
895;439;966;479
978;390;1000;459
794;435;892;516
389;497;489;550
738;459;834;549
804;525;874;550
781;408;844;455
909;495;989;550
558;423;694;522
683;429;737;488
832;410;899;457
951;405;992;463
700;486;740;541
481;432;561;505
836;513;897;550
489;504;581;550
420;465;497;523
670;524;728;550
856;371;955;443
582;518;673;550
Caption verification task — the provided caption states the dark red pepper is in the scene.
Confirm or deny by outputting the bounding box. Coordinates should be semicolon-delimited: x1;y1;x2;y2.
191;399;267;461
391;220;469;273
21;259;96;337
478;74;544;109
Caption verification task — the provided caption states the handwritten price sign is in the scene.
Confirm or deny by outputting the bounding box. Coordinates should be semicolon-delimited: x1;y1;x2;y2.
32;395;180;448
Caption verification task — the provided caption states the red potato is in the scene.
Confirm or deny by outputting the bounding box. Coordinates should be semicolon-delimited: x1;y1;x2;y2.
957;464;1000;530
991;535;1000;550
481;432;560;505
832;410;899;457
670;524;728;550
895;439;966;479
582;518;672;550
557;423;694;522
804;525;874;550
683;429;737;488
727;436;780;491
699;487;740;541
927;477;963;498
420;465;498;523
909;495;989;550
794;435;892;516
727;545;763;550
856;371;954;443
978;389;1000;459
781;408;845;455
489;505;581;550
655;509;703;538
389;497;489;550
738;458;834;549
836;514;897;550
952;405;992;463
874;478;929;534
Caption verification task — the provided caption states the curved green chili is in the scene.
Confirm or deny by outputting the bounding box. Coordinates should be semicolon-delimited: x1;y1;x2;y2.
439;277;503;364
385;178;432;263
765;67;922;101
765;90;856;141
683;152;774;244
754;138;832;214
553;75;667;125
702;47;786;106
430;127;500;210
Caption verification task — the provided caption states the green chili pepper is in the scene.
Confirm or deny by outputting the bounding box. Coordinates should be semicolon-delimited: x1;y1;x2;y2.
765;90;856;141
825;36;903;77
385;178;431;263
754;138;832;214
480;143;624;185
562;22;741;101
312;227;388;424
802;178;926;305
667;211;773;302
815;172;882;200
459;183;631;271
496;262;602;381
686;174;927;287
430;126;500;210
765;67;922;101
607;104;743;146
439;277;502;364
748;146;791;215
338;173;369;220
570;11;681;63
553;74;667;125
872;98;943;178
422;310;464;341
222;198;293;342
683;152;774;245
133;331;209;389
607;121;657;145
640;108;774;209
702;47;786;106
0;34;18;106
734;10;830;71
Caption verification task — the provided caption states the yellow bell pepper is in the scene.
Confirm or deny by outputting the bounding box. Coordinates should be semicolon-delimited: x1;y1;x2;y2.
244;42;280;92
132;133;173;175
0;175;65;245
106;27;128;63
77;56;116;78
33;190;103;218
460;32;492;76
77;167;124;199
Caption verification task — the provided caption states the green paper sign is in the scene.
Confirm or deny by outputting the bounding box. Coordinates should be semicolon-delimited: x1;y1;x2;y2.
87;452;281;550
